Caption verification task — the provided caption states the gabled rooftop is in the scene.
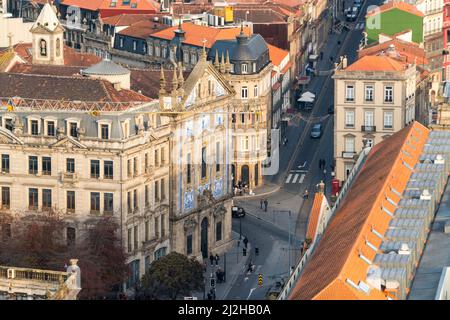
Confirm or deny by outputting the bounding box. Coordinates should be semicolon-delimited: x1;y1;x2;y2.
345;55;408;72
366;1;425;18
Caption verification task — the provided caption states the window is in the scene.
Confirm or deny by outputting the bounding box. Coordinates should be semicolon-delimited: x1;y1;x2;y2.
1;155;9;173
67;191;75;212
90;192;100;212
201;146;207;179
104;193;113;213
155;216;159;238
154;149;159;167
384;85;393;102
154;181;159;201
104;160;113;179
133;189;138;210
345;110;355;127
69;122;78;138
254;85;258;98
242;63;248;73
127;159;132;177
40;39;47;56
364;111;374;127
29;188;38;210
127;228;132;252
133;40;137;51
144;153;149;173
42;189;52;210
154;247;166;261
345;136;355;152
145;185;150;207
216;221;222;242
119;37;124;47
252;62;256;73
365;85;374;102
90;160;100;178
155;45;160;57
145;220;150;241
4;118;13;131
384;111;393;129
241;86;248;99
216;141;221;172
134;157;138;175
127;191;132;213
47;121;55;136
42;157;51;175
186;234;193;255
29;156;38;174
187;153;191;184
101;124;109;139
345;84;355;102
160;178;165;200
344;163;353;180
242;136;249;150
161;214;165;237
66;227;76;246
66;158;75;173
160;147;165;165
30;120;39;135
2;223;11;241
1;187;10;209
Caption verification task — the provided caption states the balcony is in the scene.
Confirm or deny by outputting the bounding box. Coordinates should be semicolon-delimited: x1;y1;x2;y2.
342;151;357;159
61;172;78;182
361;125;376;133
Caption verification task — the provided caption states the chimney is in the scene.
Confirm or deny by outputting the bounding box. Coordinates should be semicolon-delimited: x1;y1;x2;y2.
113;82;121;91
342;55;348;69
386;44;397;58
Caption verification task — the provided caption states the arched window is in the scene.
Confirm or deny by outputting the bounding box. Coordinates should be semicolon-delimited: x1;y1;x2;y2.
56;38;61;57
40;39;47;56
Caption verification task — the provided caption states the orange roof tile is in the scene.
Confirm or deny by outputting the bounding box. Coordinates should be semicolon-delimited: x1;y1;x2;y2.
305;193;324;243
366;1;424;18
150;23;251;48
268;44;289;67
60;0;157;12
289;122;430;300
345;55;408;72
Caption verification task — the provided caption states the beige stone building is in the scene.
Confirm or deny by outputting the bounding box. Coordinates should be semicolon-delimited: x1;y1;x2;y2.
333;54;417;183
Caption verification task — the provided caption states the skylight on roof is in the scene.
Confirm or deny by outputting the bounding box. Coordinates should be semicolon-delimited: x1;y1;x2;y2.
122;0;130;5
131;3;137;8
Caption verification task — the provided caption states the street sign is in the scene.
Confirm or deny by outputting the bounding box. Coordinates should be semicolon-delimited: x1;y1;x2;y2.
258;274;263;286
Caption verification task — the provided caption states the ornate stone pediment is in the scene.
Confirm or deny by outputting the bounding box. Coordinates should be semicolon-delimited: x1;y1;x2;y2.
198;188;215;208
213;203;227;218
52;137;87;149
184;217;198;231
0;127;24;145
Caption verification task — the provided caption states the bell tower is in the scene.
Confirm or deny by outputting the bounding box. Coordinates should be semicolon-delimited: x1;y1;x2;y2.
30;2;65;65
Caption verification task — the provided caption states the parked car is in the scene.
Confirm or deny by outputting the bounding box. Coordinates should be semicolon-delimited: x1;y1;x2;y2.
346;6;358;21
327;104;334;114
232;206;246;218
310;123;322;138
353;0;363;9
265;277;285;300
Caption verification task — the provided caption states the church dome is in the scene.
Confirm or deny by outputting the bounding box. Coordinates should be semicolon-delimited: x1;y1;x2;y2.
82;59;130;76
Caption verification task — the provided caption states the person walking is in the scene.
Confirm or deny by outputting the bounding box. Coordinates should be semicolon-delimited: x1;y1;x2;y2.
260;198;264;209
303;189;309;199
215;254;220;266
243;236;248;248
209;253;214;267
263;199;268;212
320;51;323;60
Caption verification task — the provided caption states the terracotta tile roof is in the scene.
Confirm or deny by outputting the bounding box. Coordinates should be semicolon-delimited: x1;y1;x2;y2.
345;55;408;72
102;13;162;26
366;1;424;18
13;43;101;67
117;20;171;39
59;0;104;11
233;8;289;23
129;68;192;98
8;63;83;76
60;0;157;12
305;193;324;243
268;44;289;67
289;122;430;300
359;39;428;66
150;23;250;48
0;73;150;103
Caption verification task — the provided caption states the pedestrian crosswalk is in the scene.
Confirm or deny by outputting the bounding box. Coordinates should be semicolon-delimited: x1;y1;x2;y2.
285;173;306;184
355;22;365;30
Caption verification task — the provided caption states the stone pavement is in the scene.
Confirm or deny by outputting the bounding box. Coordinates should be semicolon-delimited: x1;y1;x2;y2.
192;231;251;300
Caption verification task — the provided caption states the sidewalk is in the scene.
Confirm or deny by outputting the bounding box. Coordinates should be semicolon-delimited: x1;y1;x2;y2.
192;231;251;300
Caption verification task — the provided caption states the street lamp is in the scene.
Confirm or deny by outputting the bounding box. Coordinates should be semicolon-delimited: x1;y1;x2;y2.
245;10;250;22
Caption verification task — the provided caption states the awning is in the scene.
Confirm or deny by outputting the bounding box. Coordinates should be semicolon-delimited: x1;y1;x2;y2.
301;91;316;98
309;54;318;61
298;96;315;103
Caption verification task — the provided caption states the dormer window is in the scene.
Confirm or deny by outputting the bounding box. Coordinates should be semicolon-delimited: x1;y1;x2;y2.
242;63;248;74
119;37;124;48
133;40;137;51
40;39;47;56
230;63;234;73
101;124;109;139
66;119;80;138
252;62;256;73
30;120;39;135
44;118;57;136
4;118;13;131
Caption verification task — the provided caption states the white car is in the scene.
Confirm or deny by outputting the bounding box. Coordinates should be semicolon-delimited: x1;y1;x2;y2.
346;6;358;21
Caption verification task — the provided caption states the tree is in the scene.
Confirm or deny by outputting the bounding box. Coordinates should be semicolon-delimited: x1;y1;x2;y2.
140;252;204;300
0;212;128;300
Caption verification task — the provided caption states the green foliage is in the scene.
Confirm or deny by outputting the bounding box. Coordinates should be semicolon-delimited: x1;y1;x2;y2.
140;252;204;300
